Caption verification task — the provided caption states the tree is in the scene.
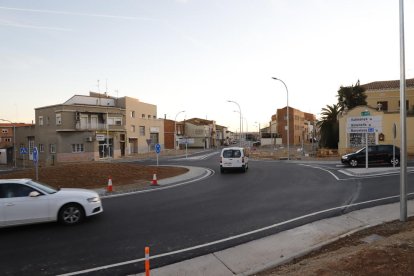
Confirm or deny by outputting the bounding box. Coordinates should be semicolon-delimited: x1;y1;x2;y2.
337;80;367;111
317;104;340;149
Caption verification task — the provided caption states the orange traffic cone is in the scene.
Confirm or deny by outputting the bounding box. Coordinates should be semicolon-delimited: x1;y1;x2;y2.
151;173;158;186
107;176;113;192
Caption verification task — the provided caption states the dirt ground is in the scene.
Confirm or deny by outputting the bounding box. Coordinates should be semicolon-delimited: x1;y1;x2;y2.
0;162;188;191
256;218;414;276
2;158;414;275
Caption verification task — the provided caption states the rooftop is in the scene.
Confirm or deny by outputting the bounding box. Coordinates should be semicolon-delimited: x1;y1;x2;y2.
362;78;414;90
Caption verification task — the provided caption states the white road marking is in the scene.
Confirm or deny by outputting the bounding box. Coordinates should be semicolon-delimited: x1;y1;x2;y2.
58;192;414;275
299;164;340;180
172;152;219;161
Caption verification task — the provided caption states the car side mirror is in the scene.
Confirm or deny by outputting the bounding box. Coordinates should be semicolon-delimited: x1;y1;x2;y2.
29;191;41;197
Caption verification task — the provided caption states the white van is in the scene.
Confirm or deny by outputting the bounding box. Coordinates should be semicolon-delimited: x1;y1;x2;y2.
220;147;249;173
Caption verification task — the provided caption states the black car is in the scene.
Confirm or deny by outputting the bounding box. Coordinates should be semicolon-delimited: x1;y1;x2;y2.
341;144;400;167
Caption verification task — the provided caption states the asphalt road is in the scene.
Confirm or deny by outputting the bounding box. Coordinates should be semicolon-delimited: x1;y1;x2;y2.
1;150;413;275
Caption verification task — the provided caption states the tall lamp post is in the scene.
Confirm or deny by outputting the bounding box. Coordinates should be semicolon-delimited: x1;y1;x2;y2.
233;110;246;142
254;121;261;140
174;110;185;150
272;77;290;160
0;119;16;168
228;100;242;147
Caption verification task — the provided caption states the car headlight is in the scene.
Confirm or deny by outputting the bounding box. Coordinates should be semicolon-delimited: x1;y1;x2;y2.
342;155;348;160
87;197;100;203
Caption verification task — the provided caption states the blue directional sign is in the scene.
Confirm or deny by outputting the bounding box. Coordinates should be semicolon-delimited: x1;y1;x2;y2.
20;147;28;154
155;143;161;154
33;147;38;162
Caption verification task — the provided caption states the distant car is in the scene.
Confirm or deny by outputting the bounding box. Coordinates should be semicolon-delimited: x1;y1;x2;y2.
0;179;103;227
341;145;400;167
220;147;249;173
252;141;261;147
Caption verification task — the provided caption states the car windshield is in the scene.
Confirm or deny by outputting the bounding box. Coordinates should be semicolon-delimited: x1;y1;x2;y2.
356;147;366;153
223;149;242;158
27;180;58;194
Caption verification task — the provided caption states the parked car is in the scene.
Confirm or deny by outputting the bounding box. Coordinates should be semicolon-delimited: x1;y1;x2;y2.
0;178;103;227
220;147;249;173
341;144;400;167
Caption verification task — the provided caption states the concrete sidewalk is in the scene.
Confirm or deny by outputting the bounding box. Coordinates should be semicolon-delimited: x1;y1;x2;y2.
340;166;414;177
133;164;413;276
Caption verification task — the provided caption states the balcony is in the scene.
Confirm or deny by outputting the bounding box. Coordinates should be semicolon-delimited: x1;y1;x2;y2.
56;122;125;132
77;122;124;131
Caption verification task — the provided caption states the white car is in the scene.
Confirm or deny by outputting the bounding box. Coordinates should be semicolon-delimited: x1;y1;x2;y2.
0;178;103;227
220;147;249;173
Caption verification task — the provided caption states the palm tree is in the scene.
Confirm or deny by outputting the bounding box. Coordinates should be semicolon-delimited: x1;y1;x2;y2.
337;80;367;111
317;104;340;149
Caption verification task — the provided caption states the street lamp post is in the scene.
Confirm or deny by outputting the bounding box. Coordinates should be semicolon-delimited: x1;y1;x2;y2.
272;77;290;160
174;110;185;150
228;100;242;147
255;121;261;140
0;119;16;168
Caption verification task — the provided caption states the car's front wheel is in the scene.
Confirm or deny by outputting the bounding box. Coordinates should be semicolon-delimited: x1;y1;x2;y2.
58;203;85;225
349;159;358;167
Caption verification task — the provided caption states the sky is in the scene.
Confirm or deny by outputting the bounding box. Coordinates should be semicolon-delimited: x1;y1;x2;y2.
1;0;413;132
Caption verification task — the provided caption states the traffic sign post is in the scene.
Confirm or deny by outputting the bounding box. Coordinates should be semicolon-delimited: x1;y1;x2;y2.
20;147;28;169
33;147;39;180
393;123;397;168
347;115;384;169
155;144;161;166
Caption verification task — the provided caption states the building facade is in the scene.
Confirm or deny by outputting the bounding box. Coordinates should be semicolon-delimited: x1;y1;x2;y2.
15;92;164;165
180;118;216;149
117;96;163;154
0;123;33;165
274;106;316;146
338;78;414;155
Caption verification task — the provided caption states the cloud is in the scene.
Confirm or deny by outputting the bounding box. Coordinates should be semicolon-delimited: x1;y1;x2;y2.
0;19;72;31
0;6;157;21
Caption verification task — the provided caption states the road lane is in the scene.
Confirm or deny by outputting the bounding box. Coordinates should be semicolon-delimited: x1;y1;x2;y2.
0;159;405;275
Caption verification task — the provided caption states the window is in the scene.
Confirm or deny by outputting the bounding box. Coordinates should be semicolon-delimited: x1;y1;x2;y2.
398;100;409;110
71;144;84;153
4;138;11;142
148;115;151;119
50;144;56;154
153;116;156;119
131;111;135;118
377;101;388;111
0;184;36;198
56;113;62;125
107;117;122;126
131;125;135;132
139;126;145;136
223;149;241;158
2;129;8;134
142;114;145;118
38;116;44;126
39;144;44;152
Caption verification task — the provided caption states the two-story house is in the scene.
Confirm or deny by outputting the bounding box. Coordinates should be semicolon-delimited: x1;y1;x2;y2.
15;92;164;164
181;118;216;149
0;122;33;165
